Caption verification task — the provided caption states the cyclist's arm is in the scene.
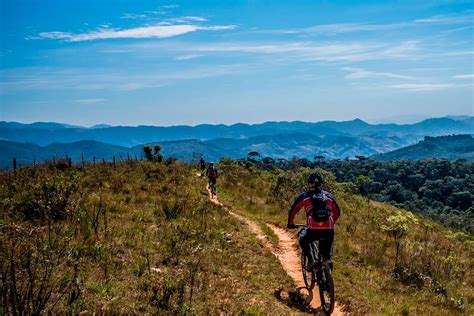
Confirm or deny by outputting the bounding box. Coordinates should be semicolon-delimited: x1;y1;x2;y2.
288;192;305;225
326;193;341;222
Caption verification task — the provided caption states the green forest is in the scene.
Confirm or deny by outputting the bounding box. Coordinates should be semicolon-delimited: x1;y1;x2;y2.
246;154;473;234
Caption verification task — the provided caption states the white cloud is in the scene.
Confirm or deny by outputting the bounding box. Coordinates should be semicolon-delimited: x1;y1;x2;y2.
0;64;243;93
162;4;179;9
168;16;208;23
38;31;74;40
263;13;472;36
174;54;203;60
121;13;148;20
74;98;107;104
391;83;456;91
453;74;474;79
38;24;237;42
414;14;473;24
342;67;417;80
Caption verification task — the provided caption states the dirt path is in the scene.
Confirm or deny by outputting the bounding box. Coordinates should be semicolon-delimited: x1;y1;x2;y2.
206;185;343;315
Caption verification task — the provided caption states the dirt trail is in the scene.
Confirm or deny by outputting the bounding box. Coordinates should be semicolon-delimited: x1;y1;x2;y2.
206;186;343;315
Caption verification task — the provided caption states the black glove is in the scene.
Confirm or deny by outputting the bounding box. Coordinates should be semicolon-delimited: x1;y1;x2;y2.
287;223;297;229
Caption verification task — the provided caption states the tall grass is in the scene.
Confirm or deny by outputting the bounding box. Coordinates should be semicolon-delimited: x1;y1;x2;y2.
217;158;473;314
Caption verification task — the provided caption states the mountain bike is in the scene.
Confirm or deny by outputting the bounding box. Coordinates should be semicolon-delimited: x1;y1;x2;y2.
208;178;217;198
294;224;335;314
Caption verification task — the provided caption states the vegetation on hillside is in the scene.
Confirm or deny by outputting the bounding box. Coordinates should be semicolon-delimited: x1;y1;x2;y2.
243;153;474;234
371;134;474;161
1;156;472;314
0;160;298;314
217;159;473;314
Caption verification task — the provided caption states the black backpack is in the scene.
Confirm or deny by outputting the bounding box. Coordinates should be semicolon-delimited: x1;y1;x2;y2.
310;192;330;222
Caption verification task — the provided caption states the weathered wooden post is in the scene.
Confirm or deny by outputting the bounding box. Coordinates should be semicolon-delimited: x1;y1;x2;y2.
93;156;96;166
113;156;116;168
81;152;85;169
13;157;17;171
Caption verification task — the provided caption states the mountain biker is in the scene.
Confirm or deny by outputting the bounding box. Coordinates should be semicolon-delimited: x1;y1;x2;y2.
287;173;341;271
206;162;218;191
199;157;206;176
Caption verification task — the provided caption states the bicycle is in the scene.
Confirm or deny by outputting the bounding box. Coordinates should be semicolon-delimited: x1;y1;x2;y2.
208;178;217;198
293;224;335;314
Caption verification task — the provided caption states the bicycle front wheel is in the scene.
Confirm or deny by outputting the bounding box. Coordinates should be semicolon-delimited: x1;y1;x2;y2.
318;263;335;314
301;252;315;290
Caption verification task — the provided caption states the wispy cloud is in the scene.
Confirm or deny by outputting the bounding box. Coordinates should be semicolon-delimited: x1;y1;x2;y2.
342;67;418;80
0;64;244;93
174;54;203;60
391;83;462;91
168;16;208;23
414;14;473;24
453;74;474;79
37;24;237;42
162;4;179;9
266;13;472;36
144;39;421;63
73;98;107;104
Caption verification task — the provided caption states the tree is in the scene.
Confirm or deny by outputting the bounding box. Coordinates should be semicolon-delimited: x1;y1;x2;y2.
356;174;371;196
143;145;153;161
143;144;163;162
382;211;418;268
247;151;261;163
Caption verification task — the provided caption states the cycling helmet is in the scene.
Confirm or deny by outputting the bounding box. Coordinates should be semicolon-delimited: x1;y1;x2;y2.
308;173;324;186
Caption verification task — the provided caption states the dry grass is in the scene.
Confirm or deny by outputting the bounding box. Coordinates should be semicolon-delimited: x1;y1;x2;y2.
1;160;306;314
217;159;474;315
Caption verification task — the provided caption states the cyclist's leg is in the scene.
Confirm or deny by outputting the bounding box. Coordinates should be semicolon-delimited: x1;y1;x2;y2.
298;228;318;264
211;177;217;191
318;230;334;270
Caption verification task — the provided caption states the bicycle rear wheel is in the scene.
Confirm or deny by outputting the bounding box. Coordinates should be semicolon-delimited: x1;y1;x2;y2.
318;263;335;314
301;252;315;290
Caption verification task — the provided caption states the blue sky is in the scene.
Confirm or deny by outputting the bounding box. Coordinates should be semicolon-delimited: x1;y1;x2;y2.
0;0;473;126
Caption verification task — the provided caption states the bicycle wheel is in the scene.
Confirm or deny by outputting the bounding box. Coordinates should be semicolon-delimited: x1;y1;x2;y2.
301;252;315;290
318;263;335;314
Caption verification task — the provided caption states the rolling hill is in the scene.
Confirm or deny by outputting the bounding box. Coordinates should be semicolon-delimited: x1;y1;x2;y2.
0;133;417;168
1;117;472;147
371;134;474;161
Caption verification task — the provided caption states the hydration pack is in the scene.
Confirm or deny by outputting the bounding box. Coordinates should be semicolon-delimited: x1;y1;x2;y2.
310;192;330;222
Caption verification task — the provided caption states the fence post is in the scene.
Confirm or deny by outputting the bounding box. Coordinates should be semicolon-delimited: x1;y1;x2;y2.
68;157;72;167
93;156;96;166
13;157;17;171
113;156;116;168
81;152;85;169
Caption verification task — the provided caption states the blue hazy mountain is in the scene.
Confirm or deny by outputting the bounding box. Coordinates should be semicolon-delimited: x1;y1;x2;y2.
0;133;419;168
0;117;472;147
371;135;474;161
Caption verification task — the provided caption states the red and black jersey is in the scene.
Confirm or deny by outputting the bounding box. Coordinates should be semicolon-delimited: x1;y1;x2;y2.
206;166;218;178
288;189;341;230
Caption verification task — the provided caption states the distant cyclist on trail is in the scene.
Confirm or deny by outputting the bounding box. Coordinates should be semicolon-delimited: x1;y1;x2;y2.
287;173;341;271
199;157;206;176
206;162;218;195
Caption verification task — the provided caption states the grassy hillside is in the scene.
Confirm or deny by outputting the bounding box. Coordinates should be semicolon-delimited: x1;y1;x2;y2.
1;159;472;314
216;159;473;314
372;135;474;161
1;161;299;314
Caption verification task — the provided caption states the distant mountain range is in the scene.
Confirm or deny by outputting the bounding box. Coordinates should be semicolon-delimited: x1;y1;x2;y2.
371;134;474;161
0;116;472;168
1;117;472;147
